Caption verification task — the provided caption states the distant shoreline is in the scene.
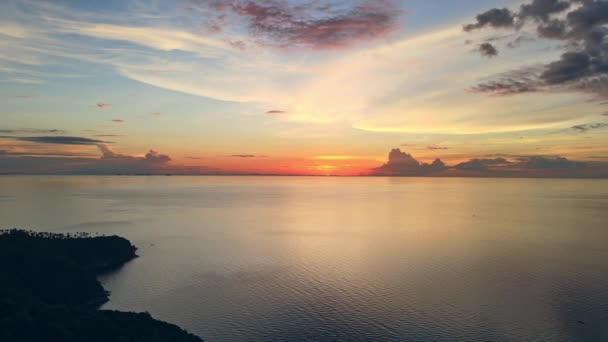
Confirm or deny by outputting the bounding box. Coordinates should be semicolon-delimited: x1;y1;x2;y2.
1;173;607;179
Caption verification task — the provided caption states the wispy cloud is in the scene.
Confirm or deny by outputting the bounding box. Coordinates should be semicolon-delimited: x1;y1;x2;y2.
230;154;267;158
571;123;608;133
426;145;449;150
266;110;287;115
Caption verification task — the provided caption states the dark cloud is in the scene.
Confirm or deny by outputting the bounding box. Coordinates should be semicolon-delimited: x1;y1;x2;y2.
0;129;65;135
466;0;608;100
470;66;542;95
266;110;287;114
145;150;171;163
567;0;608;36
0;144;202;175
426;145;449;150
454;158;511;172
537;19;567;39
189;0;401;49
228;40;247;50
111;119;125;123
4;136;107;145
374;148;448;175
463;8;516;31
479;42;498;57
230;154;267;158
374;148;420;175
571;122;608;132
419;159;447;173
93;103;111;108
541;51;591;84
519;0;570;22
522;156;585;169
370;148;605;177
96;143;171;164
507;34;536;48
0;150;96;158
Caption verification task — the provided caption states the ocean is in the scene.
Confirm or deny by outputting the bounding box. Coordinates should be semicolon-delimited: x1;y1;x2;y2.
1;176;607;341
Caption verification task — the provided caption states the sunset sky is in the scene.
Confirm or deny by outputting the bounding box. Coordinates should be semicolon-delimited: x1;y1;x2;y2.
1;0;607;175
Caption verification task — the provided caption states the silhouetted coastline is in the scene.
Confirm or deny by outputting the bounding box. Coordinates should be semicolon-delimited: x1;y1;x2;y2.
0;229;203;342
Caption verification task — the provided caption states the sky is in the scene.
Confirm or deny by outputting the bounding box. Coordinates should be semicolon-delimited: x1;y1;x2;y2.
1;0;607;176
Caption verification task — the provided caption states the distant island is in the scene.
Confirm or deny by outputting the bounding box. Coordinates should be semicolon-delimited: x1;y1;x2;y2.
0;229;203;342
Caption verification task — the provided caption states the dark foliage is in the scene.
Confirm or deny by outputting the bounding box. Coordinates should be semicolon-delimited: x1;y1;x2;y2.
0;230;203;342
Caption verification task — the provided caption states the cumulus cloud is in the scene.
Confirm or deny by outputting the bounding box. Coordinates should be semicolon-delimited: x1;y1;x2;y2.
466;0;608;100
188;0;401;49
537;19;567;38
419;159;447;173
370;148;606;177
519;0;571;22
145;149;171;163
373;148;448;175
463;8;516;32
479;42;498;57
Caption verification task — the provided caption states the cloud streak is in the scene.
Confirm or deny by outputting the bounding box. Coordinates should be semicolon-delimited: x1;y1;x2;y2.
3;136;107;145
266;110;287;115
0;129;65;135
571;122;608;132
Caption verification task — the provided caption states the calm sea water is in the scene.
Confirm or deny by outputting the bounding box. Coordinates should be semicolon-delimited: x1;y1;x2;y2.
1;176;608;341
